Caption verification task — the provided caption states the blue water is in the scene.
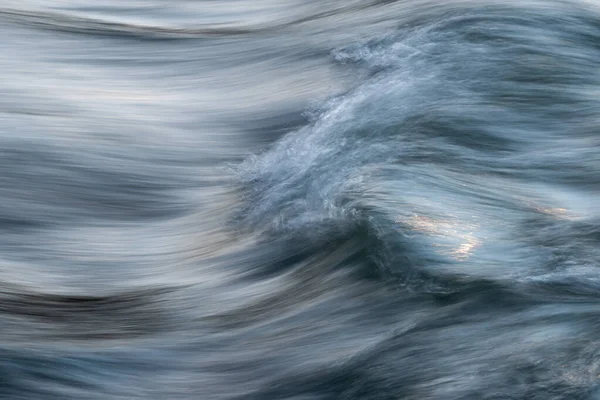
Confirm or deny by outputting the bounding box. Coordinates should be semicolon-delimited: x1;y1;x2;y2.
2;1;600;398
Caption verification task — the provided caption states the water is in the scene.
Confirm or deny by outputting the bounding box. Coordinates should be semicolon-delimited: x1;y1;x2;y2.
2;0;600;398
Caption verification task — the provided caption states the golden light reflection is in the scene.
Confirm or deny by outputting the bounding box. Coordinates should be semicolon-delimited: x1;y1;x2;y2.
450;234;480;261
536;207;580;221
519;195;581;221
398;214;480;261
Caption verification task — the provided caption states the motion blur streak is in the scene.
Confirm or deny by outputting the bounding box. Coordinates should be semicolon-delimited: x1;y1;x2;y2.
1;0;600;399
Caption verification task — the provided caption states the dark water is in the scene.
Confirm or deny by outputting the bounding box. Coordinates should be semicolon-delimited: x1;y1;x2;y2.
2;0;600;398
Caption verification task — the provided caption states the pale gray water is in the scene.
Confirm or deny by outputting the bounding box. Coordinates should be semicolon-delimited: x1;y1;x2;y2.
2;1;600;399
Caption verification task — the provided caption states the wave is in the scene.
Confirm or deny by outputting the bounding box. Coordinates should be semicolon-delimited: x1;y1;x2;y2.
3;0;600;399
236;2;600;287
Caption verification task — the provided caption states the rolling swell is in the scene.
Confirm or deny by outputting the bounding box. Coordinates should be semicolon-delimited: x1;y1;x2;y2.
2;0;600;399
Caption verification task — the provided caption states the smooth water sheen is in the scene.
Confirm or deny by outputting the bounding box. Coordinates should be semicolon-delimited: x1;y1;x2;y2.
2;1;600;399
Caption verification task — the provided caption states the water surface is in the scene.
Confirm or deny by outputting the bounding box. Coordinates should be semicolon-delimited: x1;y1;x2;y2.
2;1;600;399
